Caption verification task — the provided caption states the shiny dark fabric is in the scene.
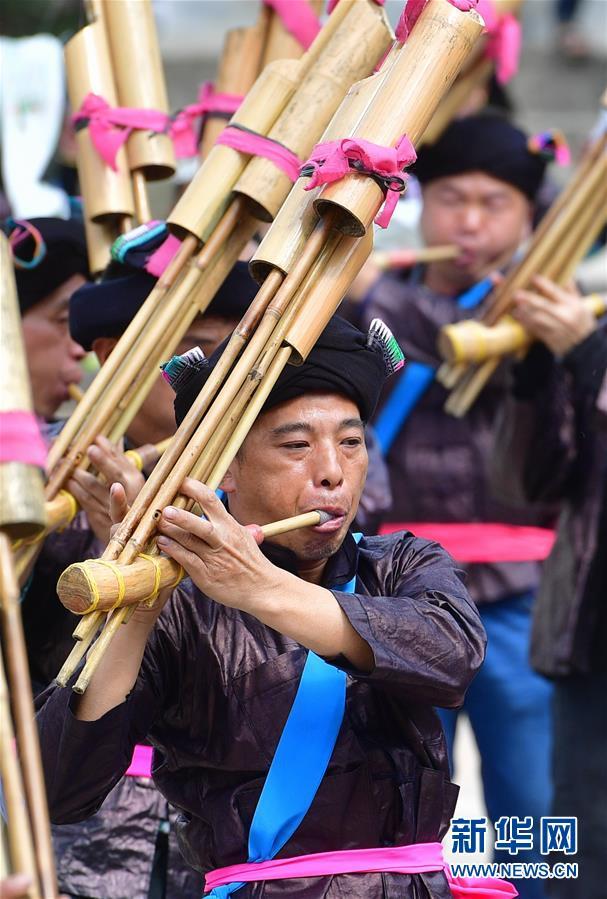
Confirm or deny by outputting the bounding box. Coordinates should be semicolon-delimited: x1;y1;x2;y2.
491;326;607;677
351;271;556;604
37;531;486;898
23;464;204;899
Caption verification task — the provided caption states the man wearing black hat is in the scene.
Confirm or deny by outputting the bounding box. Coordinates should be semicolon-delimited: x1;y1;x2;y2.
24;257;261;899
6;217;89;419
35;314;490;899
351;113;557;898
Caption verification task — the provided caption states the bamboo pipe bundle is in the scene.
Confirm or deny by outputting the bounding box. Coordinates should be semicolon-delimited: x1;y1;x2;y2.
61;226;370;692
439;138;607;415
439;295;607;365
0;236;46;540
59;510;333;614
422;0;525;146
64;21;134;224
0;535;59;898
54;0;483;692
29;0;392;548
314;0;485;235
199;1;323;159
233;0;392;222
102;0;175;182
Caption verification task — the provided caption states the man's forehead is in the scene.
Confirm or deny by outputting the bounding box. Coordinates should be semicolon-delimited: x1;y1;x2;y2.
257;392;362;435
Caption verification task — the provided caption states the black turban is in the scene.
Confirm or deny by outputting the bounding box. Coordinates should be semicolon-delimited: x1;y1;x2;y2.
174;315;393;427
70;259;259;351
4;217;89;314
413;113;549;201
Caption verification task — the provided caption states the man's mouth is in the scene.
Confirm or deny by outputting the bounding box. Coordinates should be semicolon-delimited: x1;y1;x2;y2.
309;506;348;534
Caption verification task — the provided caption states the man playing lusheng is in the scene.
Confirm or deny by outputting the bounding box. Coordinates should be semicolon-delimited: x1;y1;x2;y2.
37;316;490;899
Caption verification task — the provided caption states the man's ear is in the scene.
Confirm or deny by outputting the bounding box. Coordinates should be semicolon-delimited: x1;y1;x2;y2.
91;336;119;366
219;465;237;495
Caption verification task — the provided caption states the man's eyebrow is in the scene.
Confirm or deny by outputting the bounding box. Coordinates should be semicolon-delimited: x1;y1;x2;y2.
339;417;364;431
269;422;314;438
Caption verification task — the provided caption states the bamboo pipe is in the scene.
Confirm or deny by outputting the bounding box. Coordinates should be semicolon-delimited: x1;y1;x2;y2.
260;0;323;67
0;535;58;899
421;57;493;145
68;384;84;403
234;0;393;222
102;0;175;181
199;6;271;159
45;206;238;493
0;650;40;898
119;221;334;565
124;438;171;473
372;244;459;271
440;294;607;365
444;180;607;415
59;508;332;614
47;234;198;474
104;268;285;561
64;21;134;222
250;59;390;282
82;217;118;277
169;58;302;241
315;0;484;235
0;237;46;541
102;210;258;446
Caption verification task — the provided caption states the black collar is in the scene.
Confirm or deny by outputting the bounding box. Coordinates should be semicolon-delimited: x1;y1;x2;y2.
260;530;359;589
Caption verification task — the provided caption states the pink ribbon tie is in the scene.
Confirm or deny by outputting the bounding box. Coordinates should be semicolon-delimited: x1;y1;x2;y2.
216;125;302;182
476;0;521;84
300;135;417;228
263;0;321;49
0;411;48;467
169;82;243;158
72;93;169;170
396;0;478;44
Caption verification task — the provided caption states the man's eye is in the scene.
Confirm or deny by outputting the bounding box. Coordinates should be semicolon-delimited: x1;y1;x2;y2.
282;442;309;450
342;438;362;447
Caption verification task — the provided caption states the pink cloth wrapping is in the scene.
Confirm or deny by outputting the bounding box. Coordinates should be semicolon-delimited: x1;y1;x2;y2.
145;234;183;277
0;410;48;467
263;0;321;49
300;135;417;228
72;93;169;170
205;841;517;897
476;0;521;84
170;82;243;158
395;0;478;43
125;744;153;778
216;126;302;181
378;522;556;564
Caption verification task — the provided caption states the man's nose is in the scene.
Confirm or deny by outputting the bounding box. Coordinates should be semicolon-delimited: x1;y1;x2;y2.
313;444;344;489
459;204;484;232
70;337;86;361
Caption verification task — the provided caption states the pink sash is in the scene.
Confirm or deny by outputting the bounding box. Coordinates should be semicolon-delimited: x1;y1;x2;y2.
125;744;153;778
204;842;517;897
379;523;556;564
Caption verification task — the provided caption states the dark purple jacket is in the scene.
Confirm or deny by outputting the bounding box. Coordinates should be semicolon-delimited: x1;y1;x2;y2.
37;531;485;899
354;271;555;604
23;512;204;899
491;326;607;677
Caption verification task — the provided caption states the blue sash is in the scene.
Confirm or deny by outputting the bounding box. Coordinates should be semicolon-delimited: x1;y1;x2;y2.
374;278;493;456
208;533;362;897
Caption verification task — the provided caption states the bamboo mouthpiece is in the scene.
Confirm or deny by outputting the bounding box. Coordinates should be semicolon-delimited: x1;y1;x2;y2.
57;510;332;614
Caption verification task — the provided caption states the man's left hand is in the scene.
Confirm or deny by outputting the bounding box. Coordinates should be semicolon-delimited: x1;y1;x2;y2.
511;275;596;356
156;478;274;611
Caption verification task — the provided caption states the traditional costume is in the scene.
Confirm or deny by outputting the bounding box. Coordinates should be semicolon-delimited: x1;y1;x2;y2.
36;316;490;899
350;114;557;897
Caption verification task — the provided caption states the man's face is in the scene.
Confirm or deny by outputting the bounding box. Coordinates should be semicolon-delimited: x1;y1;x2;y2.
102;314;239;447
22;273;86;419
420;171;532;290
223;392;368;563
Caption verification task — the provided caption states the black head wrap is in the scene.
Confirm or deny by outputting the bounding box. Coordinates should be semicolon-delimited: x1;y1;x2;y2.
412;113;549;201
70;259;258;351
4;217;89;313
174;315;396;427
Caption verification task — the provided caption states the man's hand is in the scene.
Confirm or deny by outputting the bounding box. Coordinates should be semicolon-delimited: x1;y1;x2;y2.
67;436;145;543
511;275;596;356
156;479;271;612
